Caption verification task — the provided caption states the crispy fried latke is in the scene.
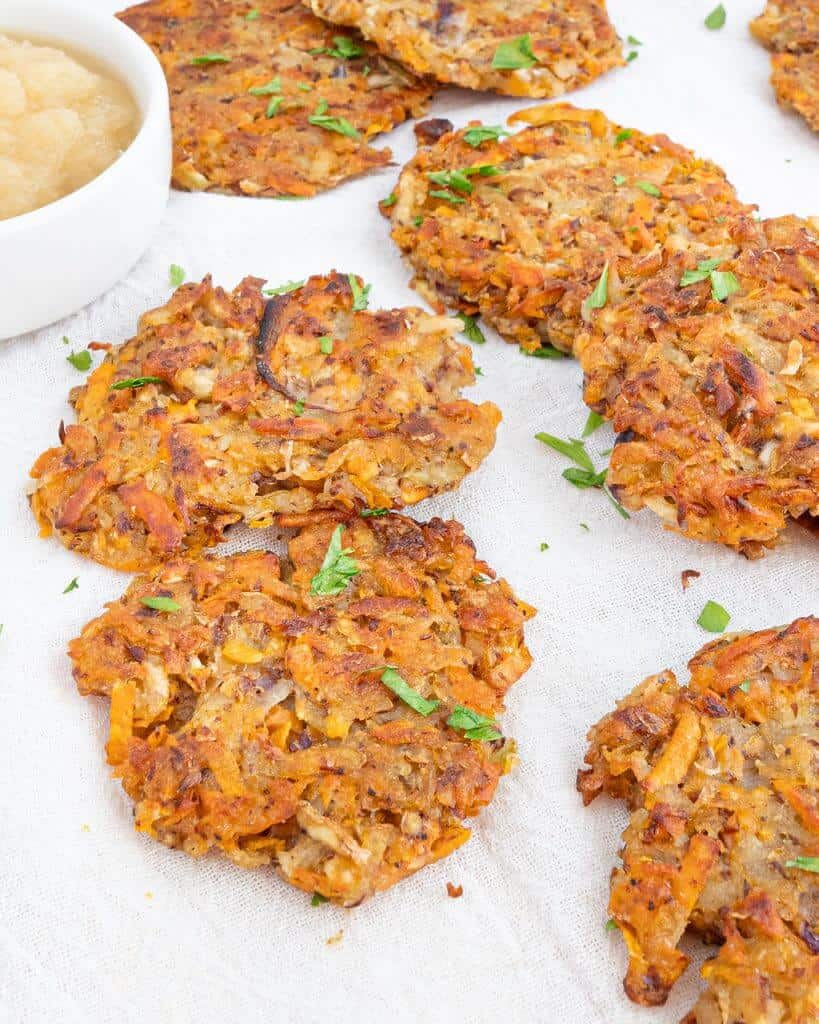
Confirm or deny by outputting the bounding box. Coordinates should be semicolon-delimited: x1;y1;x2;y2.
117;0;434;196
578;618;819;1017
29;273;500;572
751;1;819;134
306;0;624;98
386;104;754;355
69;512;535;906
576;215;819;557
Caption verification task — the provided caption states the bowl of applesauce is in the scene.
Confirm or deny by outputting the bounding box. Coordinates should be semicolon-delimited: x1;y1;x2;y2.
0;1;171;339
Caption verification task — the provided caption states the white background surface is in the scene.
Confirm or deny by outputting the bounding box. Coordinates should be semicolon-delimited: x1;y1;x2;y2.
1;2;816;1022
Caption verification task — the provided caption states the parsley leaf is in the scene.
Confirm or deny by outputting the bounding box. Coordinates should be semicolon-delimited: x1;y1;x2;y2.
297;82;313;91
248;77;281;96
428;169;474;194
447;705;501;742
66;349;92;372
456;313;485;344
308;101;359;138
627;35;643;46
583;262;610;314
413;215;423;227
63;577;79;594
463;125;509;148
540;542;549;552
582;410;605;438
679;258;722;286
310;524;360;596
311;892;328;905
327;36;364;59
191;53;231;64
169;263;186;286
738;680;751;693
697;600;730;633
710;270;740;302
380;666;439;716
784;856;819;873
614;128;632;145
492;34;537;70
605;918;619;932
635;180;660;197
141;596;182;612
360;507;388;517
319;336;333;354
245;8;260;19
292;400;305;416
347;274;371;311
264;96;284;117
381;191;397;208
563;467;607;488
612;174;626;186
429;188;465;204
705;4;726;30
537;432;630;518
626;50;638;62
535;434;595;472
263;279;304;296
525;344;567;360
110;376;163;390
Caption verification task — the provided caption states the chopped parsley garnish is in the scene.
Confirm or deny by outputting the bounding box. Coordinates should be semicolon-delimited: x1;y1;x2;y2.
264;96;284;117
246;8;260;19
635;180;661;197
248;77;281;96
705;4;726;30
447;705;501;742
463;125;509;148
492;34;537;70
308;99;359;138
347;274;371;311
679;258;722;286
605;918;619;932
379;666;439;716
311;892;328;906
583;262;610;314
413;215;423;227
536;432;629;518
191;53;231;64
111;376;163;390
627;35;643;46
562;467;607;488
579;522;590;531
264;279;305;296
66;349;92;372
614;128;632;145
297;82;313;91
474;366;483;376
626;50;638;62
63;577;79;594
326;36;364;59
535;433;595;472
612;174;626;186
697;600;730;633
525;344;567;360
582;410;605;438
738;680;751;693
784;856;819;873
292;400;305;417
429;188;465;204
319;336;334;354
141;596;182;612
540;542;549;552
310;525;360;596
169;263;186;287
360;507;388;517
710;270;740;302
381;191;397;208
62;335;70;345
427;165;499;196
456;313;485;344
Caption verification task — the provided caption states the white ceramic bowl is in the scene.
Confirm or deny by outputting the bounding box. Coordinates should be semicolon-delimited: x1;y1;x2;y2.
0;1;171;339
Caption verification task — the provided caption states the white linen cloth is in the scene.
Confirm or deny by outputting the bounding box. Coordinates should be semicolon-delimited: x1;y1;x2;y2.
1;3;816;1021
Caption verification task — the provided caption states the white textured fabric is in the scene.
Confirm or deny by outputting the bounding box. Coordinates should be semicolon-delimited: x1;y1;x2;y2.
1;3;816;1022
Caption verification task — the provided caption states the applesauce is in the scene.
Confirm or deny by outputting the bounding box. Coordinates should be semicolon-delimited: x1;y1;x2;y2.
0;33;139;220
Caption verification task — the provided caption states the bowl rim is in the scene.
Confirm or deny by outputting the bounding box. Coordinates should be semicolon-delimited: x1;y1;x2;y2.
0;1;169;238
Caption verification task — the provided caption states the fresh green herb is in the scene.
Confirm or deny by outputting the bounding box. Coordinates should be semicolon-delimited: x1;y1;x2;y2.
297;82;313;91
413;215;423;227
474;366;483;376
264;96;284;117
63;577;79;594
379;666;439;716
308;99;359;138
360;507;388;518
635;180;661;197
245;8;260;19
612;174;626;186
582;410;605;438
627;35;643;46
362;64;371;76
327;36;364;59
447;705;501;742
62;335;70;345
626;50;639;62
705;4;726;30
248;77;281;96
463;125;509;148
535;433;595;472
784;856;819;873
580;522;590;531
540;542;549;552
679;258;722;287
456;313;485;344
525;344;567;360
141;596;182;612
311;892;328;906
264;279;305;296
492;34;537;70
110;376;163;391
319;336;334;354
583;262;610;314
562;467;607;488
738;680;751;693
710;270;740;302
427;169;474;194
697;600;730;633
310;524;360;596
292;400;305;416
429;188;466;204
614;128;632;145
66;349;92;372
191;53;231;64
381;191;398;208
169;264;186;287
347;273;371;311
605;918;619;932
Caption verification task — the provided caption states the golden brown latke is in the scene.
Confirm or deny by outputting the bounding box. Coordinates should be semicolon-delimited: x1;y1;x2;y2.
576;215;819;558
29;273;500;572
307;0;624;97
385;104;754;355
751;0;819;134
579;618;819;1017
117;0;434;196
69;512;535;906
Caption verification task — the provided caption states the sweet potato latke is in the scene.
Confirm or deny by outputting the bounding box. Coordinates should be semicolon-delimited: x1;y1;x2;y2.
69;512;535;905
117;0;434;196
751;0;819;134
306;0;623;98
29;273;500;572
576;215;819;557
386;104;753;355
579;617;819;1020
